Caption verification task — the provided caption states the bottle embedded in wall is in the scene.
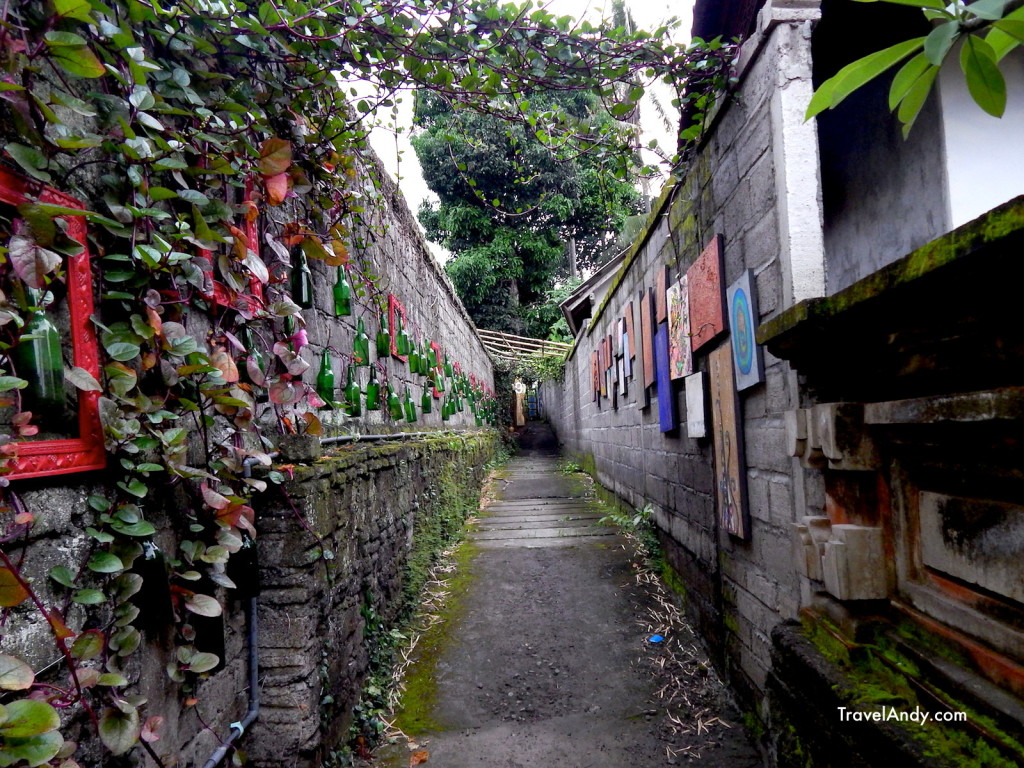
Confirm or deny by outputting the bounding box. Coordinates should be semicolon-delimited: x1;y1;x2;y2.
353;317;370;366
344;364;361;417
290;245;314;309
333;266;352;317
315;348;335;408
365;366;381;410
11;288;65;429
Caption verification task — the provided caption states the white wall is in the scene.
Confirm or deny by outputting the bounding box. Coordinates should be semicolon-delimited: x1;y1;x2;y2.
940;49;1024;228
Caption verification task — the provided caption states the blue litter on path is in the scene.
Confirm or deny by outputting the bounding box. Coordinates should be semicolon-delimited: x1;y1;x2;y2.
648;634;664;644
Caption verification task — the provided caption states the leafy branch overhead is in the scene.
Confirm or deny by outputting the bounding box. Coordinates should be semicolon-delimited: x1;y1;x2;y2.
807;0;1024;135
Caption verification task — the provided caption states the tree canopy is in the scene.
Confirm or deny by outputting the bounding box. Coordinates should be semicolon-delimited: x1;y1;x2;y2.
412;89;640;338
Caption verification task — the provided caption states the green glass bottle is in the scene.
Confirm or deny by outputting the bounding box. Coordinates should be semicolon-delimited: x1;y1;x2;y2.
441;393;451;422
344;364;361;417
291;246;314;309
403;387;417;423
376;313;391;358
365;367;381;410
420;384;433;415
456;393;464;413
315;349;335;408
395;314;410;356
435;373;445;393
419;340;431;377
353;317;370;366
408;343;420;375
333;266;352;316
443;354;453;378
387;384;403;419
11;290;64;423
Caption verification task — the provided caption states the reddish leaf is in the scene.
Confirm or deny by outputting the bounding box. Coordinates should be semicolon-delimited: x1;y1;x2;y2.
264;172;289;206
227;224;248;261
141;715;164;743
0;566;29;607
301;411;323;436
268;380;301;405
47;611;75;640
9;233;62;288
210;347;240;383
258;138;292;176
202;486;231;510
217;503;255;535
410;750;429;766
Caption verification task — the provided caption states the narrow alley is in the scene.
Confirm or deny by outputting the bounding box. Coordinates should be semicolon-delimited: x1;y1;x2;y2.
372;423;763;767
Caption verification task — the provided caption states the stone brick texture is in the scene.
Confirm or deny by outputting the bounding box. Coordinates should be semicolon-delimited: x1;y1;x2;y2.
1;150;497;766
542;21;819;713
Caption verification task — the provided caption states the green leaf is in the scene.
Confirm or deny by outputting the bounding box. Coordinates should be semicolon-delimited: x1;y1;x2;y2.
0;654;35;691
0;700;60;738
988;7;1024;60
44;32;106;79
117;478;148;498
897;63;940;136
72;588;106;605
98;704;141;755
49;566;76;588
889;53;935;110
4;143;50;182
65;366;102;392
88;552;124;574
806;37;926;119
54;0;94;22
960;36;1006;116
105;341;141;361
923;20;959;66
184;593;222;617
111;520;157;537
0;376;28;392
70;630;105;661
0;731;64;767
963;0;1010;20
187;652;220;673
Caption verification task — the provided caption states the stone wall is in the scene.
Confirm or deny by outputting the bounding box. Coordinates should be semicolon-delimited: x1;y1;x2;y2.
544;6;824;706
1;150;497;766
249;431;499;767
544;3;1024;764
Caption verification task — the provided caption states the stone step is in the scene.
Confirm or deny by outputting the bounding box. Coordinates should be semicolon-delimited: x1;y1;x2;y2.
473;518;603;532
475;513;603;525
474;533;622;550
470;526;617;541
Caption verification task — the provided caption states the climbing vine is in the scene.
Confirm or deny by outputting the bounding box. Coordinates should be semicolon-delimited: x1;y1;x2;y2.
0;0;732;763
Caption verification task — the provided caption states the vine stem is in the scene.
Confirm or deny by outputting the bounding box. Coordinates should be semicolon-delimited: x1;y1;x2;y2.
0;548;97;728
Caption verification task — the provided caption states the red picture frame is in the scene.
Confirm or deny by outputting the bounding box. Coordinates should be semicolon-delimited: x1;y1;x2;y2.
0;168;106;479
388;293;408;362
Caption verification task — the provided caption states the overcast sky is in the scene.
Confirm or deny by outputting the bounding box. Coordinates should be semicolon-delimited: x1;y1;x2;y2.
369;0;694;250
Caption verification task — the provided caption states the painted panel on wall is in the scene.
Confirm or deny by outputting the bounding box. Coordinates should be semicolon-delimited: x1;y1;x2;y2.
687;234;726;353
654;323;678;432
591;351;599;400
640;289;656;390
709;341;749;540
685;371;707;439
626;301;636;360
668;274;693;380
727;269;765;391
655;264;668;323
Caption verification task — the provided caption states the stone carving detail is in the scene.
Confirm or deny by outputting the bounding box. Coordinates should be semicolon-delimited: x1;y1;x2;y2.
793;516;887;600
785;402;879;471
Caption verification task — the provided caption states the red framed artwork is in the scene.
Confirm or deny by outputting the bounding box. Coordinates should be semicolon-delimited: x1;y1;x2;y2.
0;168;106;479
388;293;408;362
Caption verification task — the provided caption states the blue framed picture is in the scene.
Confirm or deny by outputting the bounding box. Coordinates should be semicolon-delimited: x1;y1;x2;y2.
726;269;764;391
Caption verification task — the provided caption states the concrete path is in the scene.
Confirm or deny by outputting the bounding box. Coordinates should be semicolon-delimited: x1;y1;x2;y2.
373;425;762;768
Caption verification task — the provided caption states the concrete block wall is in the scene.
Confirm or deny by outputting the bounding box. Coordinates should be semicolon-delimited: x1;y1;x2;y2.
543;15;825;707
